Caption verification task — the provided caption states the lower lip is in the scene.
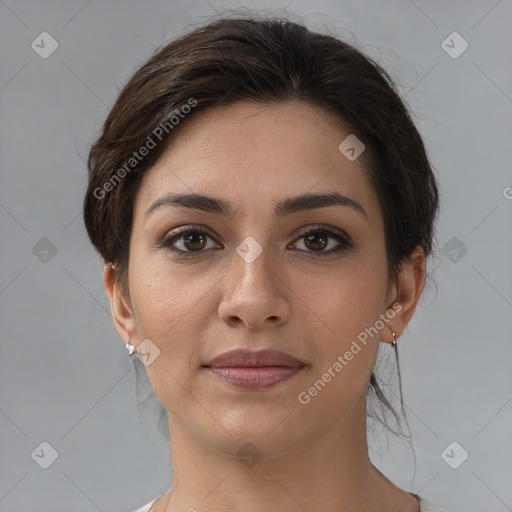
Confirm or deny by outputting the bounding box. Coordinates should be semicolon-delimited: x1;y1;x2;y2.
206;366;304;390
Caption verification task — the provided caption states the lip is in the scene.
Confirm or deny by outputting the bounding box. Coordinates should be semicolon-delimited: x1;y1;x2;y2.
205;349;305;368
203;349;306;390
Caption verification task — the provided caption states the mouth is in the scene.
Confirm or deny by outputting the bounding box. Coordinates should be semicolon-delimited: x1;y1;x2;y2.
203;349;307;390
205;365;306;389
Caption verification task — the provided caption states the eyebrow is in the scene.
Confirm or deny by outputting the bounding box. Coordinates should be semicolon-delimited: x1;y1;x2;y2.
144;191;367;222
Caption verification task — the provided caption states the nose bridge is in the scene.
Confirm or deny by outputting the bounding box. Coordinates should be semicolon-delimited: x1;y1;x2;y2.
233;234;276;299
219;234;289;328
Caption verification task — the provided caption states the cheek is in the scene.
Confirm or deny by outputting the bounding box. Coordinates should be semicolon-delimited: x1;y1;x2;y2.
131;254;218;335
128;258;216;393
316;253;389;338
307;257;389;388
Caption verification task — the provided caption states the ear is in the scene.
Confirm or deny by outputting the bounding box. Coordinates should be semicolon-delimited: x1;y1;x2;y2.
103;264;137;347
381;246;426;343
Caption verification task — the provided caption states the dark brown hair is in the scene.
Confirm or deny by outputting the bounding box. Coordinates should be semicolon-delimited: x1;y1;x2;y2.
83;14;439;430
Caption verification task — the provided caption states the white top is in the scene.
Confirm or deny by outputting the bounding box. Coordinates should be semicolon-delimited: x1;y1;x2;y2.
133;492;449;511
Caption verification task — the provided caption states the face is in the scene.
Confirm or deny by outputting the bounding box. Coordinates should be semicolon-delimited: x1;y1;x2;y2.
108;100;406;459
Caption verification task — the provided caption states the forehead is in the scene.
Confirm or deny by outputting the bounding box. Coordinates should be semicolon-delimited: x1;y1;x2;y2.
134;100;381;224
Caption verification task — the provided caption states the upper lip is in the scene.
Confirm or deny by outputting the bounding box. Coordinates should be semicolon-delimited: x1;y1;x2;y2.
204;349;305;368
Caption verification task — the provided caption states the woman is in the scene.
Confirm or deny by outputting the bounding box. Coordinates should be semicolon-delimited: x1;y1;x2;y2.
83;15;446;512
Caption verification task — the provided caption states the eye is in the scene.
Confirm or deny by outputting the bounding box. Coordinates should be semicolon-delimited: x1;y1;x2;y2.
157;224;353;259
157;227;220;257
290;226;353;257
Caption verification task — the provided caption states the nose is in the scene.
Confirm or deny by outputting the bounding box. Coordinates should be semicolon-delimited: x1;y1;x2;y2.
218;245;291;329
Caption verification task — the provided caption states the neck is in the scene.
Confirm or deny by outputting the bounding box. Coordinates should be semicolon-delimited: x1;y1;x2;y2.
158;394;418;512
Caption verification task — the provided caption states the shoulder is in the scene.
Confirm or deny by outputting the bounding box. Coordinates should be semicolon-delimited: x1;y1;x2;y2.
417;494;451;512
133;493;448;512
132;497;158;512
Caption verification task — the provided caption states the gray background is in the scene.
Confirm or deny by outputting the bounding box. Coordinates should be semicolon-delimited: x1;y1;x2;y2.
1;1;511;511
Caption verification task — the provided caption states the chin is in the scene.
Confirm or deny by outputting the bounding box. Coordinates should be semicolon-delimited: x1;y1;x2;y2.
204;406;308;460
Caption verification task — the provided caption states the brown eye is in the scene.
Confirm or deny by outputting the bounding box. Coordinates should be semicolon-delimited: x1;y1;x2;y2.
181;232;207;251
303;232;329;251
157;227;220;257
291;226;353;257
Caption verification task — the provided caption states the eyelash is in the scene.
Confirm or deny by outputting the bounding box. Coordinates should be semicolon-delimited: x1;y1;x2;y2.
156;225;353;259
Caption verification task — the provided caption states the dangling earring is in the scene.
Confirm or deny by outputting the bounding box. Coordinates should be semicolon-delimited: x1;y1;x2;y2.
391;332;397;348
126;343;136;356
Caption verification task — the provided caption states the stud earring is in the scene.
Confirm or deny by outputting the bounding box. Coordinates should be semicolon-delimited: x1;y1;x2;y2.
126;343;136;356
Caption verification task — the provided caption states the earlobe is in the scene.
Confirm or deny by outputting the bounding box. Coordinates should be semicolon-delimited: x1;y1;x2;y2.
102;264;137;346
383;246;426;342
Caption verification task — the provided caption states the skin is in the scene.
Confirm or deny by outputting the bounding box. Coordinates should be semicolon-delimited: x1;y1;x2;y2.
103;100;425;512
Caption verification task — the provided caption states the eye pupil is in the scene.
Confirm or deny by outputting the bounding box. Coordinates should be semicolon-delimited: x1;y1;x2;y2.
184;233;206;251
304;233;328;251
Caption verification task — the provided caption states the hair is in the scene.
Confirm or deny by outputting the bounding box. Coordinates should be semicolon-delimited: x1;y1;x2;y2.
83;14;439;435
